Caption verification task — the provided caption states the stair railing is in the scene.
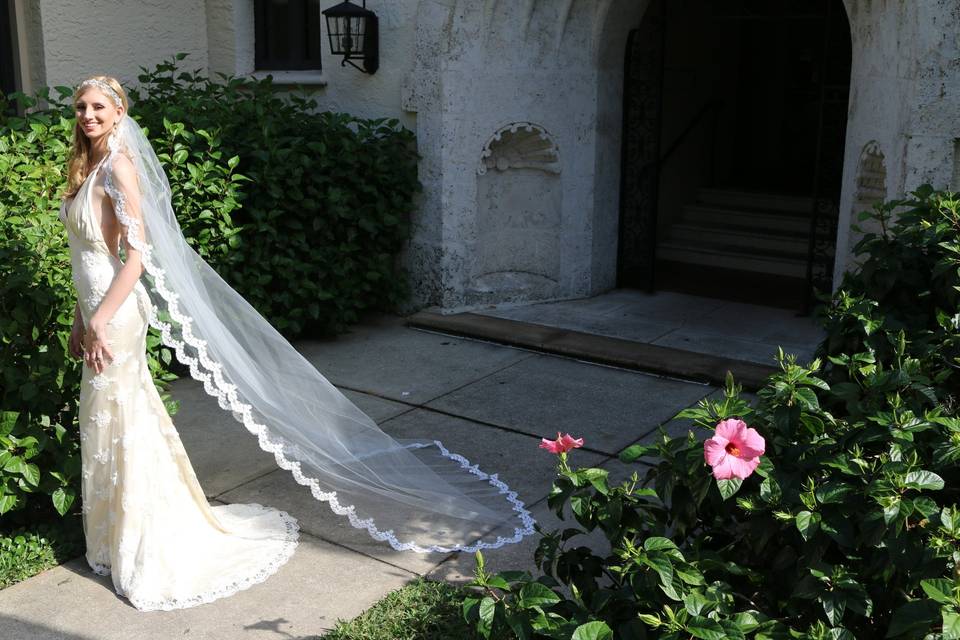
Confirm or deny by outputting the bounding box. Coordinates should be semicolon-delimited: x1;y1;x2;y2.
657;99;723;184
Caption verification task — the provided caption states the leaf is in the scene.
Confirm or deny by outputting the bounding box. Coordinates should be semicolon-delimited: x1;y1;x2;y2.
760;476;782;504
823;593;846;626
883;499;902;525
0;493;18;514
52;486;74;515
675;563;706;585
462;596;480;621
506;613;532;640
580;468;610;495
921;579;956;605
642;552;675;588
20;462;40;487
816;482;855;504
483;575;511;590
683;590;711;616
903;470;944;491
796;511;821;541
644;537;679;552
618;443;657;463
717;478;743;500
687;615;726;640
944;609;960;640
517;582;561;608
885;599;939;638
571;621;613;640
478;596;497;638
0;411;18;436
718;621;747;640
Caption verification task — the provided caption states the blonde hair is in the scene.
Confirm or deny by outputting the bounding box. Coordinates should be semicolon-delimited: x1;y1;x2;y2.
63;75;129;199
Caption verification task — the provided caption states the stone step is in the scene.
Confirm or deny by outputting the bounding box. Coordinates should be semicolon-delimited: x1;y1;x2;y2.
657;241;808;278
680;204;812;233
666;222;810;254
697;188;814;214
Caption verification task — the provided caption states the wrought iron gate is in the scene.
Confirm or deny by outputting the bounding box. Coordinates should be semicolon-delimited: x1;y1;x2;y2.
616;0;664;292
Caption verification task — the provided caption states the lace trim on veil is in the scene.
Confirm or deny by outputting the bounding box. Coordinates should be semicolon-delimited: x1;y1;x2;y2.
103;151;536;554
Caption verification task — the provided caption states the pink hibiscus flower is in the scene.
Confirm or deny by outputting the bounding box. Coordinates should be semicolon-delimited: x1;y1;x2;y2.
539;432;584;454
703;418;765;480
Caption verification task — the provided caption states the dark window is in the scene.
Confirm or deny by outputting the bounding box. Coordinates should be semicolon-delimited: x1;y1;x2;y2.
254;0;323;71
1;1;19;103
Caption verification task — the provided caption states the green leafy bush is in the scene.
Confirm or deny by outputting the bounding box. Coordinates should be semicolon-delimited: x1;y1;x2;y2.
0;521;84;589
818;184;959;409
128;54;422;336
325;577;500;640
463;187;960;638
0;107;82;521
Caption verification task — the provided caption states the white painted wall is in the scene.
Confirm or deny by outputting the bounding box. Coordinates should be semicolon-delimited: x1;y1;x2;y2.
32;0;208;90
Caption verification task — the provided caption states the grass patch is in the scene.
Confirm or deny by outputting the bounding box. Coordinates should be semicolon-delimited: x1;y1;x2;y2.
323;577;500;640
0;519;85;589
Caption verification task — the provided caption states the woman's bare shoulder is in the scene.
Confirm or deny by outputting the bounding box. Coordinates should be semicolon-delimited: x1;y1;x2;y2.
109;152;136;179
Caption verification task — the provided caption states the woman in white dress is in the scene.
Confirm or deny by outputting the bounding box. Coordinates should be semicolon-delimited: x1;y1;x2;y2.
61;77;299;611
59;75;534;612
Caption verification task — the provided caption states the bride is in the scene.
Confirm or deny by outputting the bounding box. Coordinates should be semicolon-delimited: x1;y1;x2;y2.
59;76;534;611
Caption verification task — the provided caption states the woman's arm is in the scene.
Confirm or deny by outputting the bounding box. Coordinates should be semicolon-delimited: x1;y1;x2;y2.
83;154;144;372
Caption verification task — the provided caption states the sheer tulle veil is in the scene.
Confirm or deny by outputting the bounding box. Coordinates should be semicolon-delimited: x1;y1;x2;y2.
102;111;535;552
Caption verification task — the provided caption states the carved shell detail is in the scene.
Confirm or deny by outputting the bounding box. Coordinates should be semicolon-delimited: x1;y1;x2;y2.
478;122;561;175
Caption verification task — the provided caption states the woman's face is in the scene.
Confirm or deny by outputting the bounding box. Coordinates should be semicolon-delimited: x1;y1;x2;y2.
75;87;123;143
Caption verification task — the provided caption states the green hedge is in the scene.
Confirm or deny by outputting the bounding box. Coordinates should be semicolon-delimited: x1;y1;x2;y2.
128;54;422;336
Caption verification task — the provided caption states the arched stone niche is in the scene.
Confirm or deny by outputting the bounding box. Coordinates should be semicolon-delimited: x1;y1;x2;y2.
471;122;563;301
849;141;886;257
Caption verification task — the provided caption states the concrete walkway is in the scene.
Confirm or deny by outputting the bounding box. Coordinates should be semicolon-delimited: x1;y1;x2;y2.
0;314;721;639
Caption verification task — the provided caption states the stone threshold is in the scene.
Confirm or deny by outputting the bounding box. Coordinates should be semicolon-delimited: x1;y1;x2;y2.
405;310;777;391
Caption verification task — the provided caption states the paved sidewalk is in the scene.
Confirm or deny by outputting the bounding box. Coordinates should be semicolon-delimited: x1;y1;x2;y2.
0;314;718;640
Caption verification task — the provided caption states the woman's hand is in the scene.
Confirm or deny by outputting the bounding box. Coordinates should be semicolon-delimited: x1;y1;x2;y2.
83;317;114;375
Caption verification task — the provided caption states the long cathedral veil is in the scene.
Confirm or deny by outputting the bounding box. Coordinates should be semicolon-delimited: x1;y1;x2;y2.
102;112;535;552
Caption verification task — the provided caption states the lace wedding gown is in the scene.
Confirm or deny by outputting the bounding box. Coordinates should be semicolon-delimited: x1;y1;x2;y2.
59;155;300;612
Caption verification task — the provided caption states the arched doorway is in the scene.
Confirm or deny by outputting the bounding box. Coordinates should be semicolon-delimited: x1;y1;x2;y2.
617;0;851;311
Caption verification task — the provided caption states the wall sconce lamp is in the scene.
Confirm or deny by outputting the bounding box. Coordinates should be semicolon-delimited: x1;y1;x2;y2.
322;0;379;74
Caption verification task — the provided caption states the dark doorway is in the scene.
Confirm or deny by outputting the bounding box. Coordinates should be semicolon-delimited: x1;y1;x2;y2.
616;0;851;311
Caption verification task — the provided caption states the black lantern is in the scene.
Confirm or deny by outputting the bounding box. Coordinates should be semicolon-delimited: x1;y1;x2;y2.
322;0;379;74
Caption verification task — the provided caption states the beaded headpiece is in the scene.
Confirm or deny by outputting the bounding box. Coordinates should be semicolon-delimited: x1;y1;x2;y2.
76;78;123;110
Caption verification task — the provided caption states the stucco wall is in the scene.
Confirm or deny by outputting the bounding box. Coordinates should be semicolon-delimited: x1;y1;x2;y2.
401;0;640;312
33;0;208;89
834;0;960;286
